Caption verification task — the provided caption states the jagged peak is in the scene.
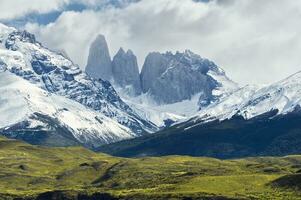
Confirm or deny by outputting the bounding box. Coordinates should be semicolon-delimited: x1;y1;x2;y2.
145;52;164;59
126;49;134;56
94;34;107;43
10;30;37;44
115;48;135;58
173;49;202;59
90;34;110;52
148;51;161;55
147;49;202;60
184;49;196;56
116;47;126;56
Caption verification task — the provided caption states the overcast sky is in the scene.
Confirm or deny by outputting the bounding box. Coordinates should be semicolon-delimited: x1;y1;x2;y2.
1;0;301;85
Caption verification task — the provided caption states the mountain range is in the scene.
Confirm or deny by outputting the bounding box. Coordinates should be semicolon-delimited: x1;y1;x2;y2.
1;23;301;158
85;34;238;127
98;61;301;158
0;23;157;149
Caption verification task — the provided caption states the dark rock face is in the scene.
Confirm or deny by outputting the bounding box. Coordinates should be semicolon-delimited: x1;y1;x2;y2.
84;34;229;107
85;34;113;81
140;52;169;93
140;50;220;104
112;48;141;95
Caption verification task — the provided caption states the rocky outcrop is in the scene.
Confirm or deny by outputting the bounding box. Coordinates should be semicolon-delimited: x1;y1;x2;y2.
84;34;236;110
112;48;141;95
85;34;112;81
140;52;169;93
140;50;220;105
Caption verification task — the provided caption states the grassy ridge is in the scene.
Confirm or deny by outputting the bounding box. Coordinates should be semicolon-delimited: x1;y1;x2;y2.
0;137;300;199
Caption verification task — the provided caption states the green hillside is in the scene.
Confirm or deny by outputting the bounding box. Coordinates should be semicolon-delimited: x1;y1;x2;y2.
0;136;301;200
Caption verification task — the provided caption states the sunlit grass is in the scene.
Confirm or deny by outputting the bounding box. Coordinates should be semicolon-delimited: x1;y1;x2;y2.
0;136;300;199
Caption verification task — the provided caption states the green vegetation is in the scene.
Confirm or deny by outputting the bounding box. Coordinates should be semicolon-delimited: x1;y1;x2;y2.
0;136;301;199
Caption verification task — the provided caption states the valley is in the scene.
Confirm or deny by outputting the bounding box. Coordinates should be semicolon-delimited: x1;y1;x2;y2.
0;136;301;200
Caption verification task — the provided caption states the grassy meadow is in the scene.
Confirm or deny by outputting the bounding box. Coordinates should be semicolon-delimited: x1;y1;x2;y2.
0;136;300;199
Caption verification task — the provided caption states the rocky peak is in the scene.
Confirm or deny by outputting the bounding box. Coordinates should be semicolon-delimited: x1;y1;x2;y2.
0;25;158;136
116;47;126;55
85;34;112;81
84;33;236;110
4;30;38;51
112;47;141;95
140;50;227;105
126;49;134;55
140;52;169;93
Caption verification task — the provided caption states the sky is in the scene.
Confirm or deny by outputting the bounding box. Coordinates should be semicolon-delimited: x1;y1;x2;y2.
1;0;301;85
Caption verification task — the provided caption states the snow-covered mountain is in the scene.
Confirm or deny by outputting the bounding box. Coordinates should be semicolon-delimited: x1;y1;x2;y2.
85;35;238;127
140;50;238;106
122;51;238;127
2;22;301;153
0;23;158;148
185;70;301;128
0;71;134;148
101;70;301;158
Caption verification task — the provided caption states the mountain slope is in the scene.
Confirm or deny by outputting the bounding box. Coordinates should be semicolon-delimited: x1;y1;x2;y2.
0;71;134;148
99;70;301;158
0;23;158;137
98;111;301;158
193;70;301;125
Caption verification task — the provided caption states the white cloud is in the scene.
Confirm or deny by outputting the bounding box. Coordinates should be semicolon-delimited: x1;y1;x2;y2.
0;0;69;20
0;0;121;20
25;0;301;84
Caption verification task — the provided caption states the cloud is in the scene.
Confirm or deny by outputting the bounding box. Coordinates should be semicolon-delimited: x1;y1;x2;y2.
24;0;301;84
0;0;135;22
0;0;69;20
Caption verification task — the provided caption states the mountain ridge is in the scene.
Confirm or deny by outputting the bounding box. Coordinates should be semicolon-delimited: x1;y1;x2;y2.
98;62;301;158
98;110;301;158
0;23;159;148
85;35;238;127
2;22;301;155
0;71;135;148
